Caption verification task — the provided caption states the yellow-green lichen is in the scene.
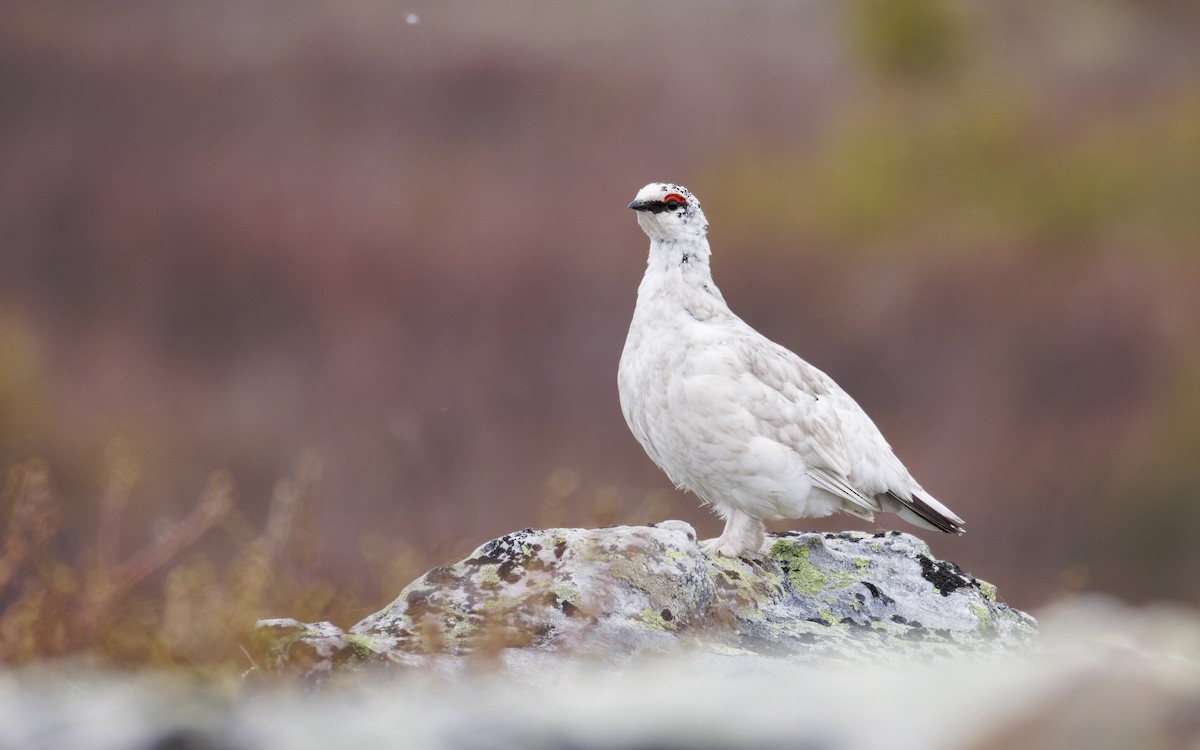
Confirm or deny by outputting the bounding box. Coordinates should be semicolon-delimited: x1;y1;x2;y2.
553;583;581;607
868;618;909;636
818;606;842;626
768;540;857;595
474;564;503;586
442;607;477;639
611;554;685;613
639;608;672;631
342;632;387;659
854;557;871;573
710;554;747;573
969;601;991;633
737;598;768;622
478;593;525;617
978;580;997;601
664;546;689;564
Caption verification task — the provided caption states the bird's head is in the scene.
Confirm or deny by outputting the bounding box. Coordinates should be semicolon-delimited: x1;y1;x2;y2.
628;183;708;242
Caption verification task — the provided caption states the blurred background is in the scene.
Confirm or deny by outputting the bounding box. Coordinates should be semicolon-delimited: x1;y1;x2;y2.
1;0;1198;667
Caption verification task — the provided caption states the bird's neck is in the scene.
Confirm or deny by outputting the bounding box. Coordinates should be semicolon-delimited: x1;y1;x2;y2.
645;237;713;278
636;237;728;319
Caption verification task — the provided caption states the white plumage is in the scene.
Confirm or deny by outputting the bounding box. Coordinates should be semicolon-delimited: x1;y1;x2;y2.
618;182;965;557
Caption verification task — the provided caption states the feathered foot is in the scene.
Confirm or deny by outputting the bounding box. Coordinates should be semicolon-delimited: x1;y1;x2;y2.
700;511;765;558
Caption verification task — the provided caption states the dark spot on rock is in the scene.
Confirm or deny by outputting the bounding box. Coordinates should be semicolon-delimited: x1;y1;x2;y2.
796;632;818;644
481;539;503;558
661;608;674;622
861;581;894;605
531;543;543;552
807;617;831;627
933;628;952;640
554;540;568;558
854;592;866;605
522;555;549;572
891;614;910;625
726;569;742;581
423;565;456;585
406;588;432;609
917;554;971;596
744;556;773;571
480;530;539;563
715;572;745;594
480;539;514;563
561;601;579;617
497;560;522;583
873;531;888;538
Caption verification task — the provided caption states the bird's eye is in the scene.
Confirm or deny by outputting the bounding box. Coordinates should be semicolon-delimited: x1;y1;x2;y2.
663;193;687;211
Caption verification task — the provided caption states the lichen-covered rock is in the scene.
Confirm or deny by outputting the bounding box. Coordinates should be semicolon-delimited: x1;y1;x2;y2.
255;619;370;677
261;522;1036;675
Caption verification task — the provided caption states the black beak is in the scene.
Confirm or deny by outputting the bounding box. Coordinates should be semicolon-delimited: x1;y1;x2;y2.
628;199;666;214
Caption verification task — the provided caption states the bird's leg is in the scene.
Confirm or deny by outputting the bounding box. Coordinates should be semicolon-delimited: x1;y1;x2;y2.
700;510;765;558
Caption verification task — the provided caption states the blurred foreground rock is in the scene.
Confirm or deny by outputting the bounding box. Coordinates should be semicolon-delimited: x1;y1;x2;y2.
259;522;1036;677
6;600;1200;750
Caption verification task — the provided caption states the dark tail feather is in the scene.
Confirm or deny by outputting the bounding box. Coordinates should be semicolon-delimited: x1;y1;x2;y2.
886;490;965;535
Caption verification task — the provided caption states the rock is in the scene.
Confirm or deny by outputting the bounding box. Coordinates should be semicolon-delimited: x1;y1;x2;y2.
256;619;359;678
260;522;1037;677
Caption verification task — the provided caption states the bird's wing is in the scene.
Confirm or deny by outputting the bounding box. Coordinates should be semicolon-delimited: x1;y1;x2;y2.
715;322;965;533
728;331;914;497
807;466;880;515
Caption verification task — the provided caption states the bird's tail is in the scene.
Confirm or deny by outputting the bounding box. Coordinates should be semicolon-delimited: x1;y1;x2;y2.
886;490;965;535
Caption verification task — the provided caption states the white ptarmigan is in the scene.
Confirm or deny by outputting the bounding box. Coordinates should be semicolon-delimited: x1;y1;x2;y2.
618;182;965;557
